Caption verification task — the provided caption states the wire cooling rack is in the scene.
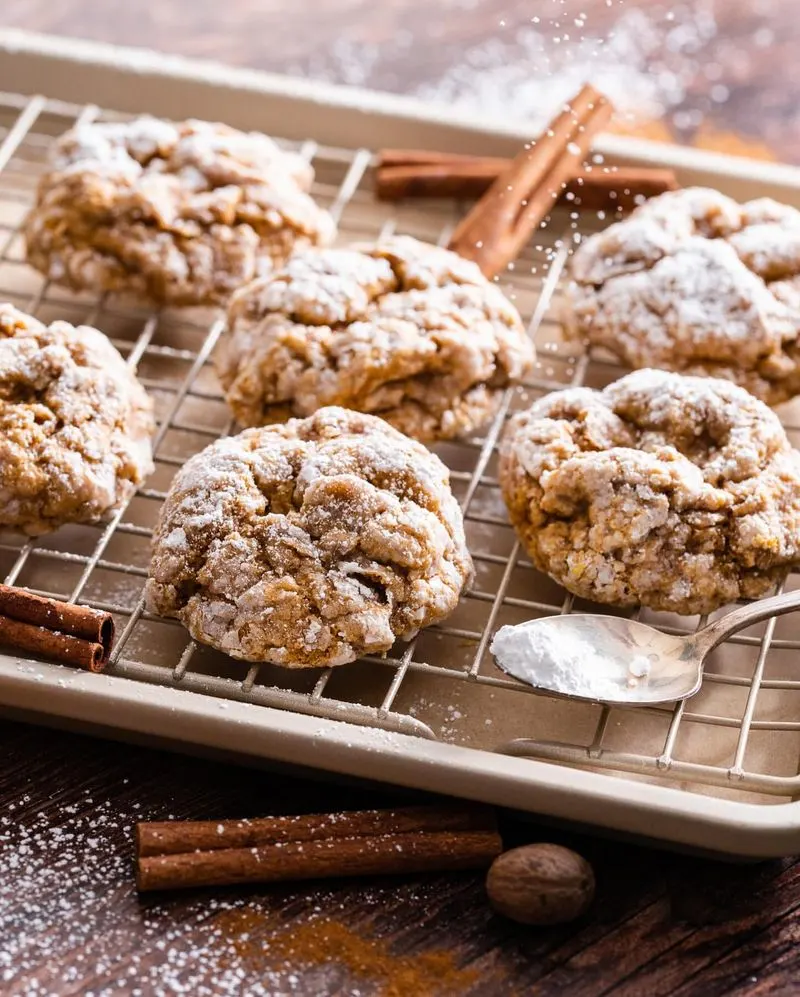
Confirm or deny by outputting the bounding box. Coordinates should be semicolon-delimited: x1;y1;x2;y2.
2;89;800;809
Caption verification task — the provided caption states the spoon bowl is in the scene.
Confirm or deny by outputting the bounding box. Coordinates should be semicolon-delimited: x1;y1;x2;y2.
490;588;800;706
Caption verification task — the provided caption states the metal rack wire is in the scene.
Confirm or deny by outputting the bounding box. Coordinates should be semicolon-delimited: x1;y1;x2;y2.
1;89;800;805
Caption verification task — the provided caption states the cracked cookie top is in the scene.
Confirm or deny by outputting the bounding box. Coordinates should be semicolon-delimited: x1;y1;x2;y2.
146;406;474;667
215;235;534;441
499;368;800;614
0;304;155;536
24;116;335;307
566;187;800;404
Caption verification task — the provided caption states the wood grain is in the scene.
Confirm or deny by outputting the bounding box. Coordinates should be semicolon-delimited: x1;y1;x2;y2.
0;720;799;995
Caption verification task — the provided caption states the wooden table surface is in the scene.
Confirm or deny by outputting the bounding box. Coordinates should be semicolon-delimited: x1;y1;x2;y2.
2;720;800;997
2;2;800;995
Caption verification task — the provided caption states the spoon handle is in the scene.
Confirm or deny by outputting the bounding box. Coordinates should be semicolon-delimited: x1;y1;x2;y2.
694;587;800;653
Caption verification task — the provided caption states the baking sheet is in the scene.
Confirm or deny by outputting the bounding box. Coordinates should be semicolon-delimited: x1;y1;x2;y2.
1;31;800;856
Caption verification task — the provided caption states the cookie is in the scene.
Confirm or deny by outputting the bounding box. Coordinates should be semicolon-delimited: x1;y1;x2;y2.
146;406;473;667
24;116;335;307
215;236;534;442
565;187;800;404
0;304;154;536
499;368;800;615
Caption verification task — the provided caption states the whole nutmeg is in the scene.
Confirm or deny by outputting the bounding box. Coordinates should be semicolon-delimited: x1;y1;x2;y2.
486;843;595;925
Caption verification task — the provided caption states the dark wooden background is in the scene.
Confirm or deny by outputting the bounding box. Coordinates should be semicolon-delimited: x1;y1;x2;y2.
3;720;800;996
3;0;800;162
2;2;800;994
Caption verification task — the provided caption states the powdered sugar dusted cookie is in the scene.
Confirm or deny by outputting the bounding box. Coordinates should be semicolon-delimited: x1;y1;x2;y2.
0;304;154;536
566;187;800;404
24;116;335;306
146;407;473;667
215;236;534;441
499;368;800;614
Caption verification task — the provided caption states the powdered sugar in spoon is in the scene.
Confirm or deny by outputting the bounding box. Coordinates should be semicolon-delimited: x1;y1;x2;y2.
490;589;800;705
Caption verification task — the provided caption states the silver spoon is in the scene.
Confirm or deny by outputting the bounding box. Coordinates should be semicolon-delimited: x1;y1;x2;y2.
490;588;800;705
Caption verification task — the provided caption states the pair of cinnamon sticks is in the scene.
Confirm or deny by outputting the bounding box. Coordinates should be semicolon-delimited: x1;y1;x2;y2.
136;803;502;892
0;583;114;671
376;83;678;279
447;86;616;277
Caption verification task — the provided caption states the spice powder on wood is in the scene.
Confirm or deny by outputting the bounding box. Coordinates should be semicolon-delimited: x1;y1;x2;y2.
214;907;481;997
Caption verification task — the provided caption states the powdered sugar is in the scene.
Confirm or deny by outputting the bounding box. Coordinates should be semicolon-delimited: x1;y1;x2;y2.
294;5;718;135
418;6;716;127
0;794;320;995
491;619;648;699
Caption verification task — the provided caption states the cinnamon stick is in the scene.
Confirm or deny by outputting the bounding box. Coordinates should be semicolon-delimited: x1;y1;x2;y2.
377;148;505;200
0;615;105;671
135;804;502;892
379;148;502;170
448;84;614;277
0;584;114;671
563;166;679;209
375;152;678;210
137;829;503;892
137;803;497;856
0;584;114;653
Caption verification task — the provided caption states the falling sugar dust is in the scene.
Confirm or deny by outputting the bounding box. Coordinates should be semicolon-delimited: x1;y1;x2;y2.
290;1;721;140
416;3;719;133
